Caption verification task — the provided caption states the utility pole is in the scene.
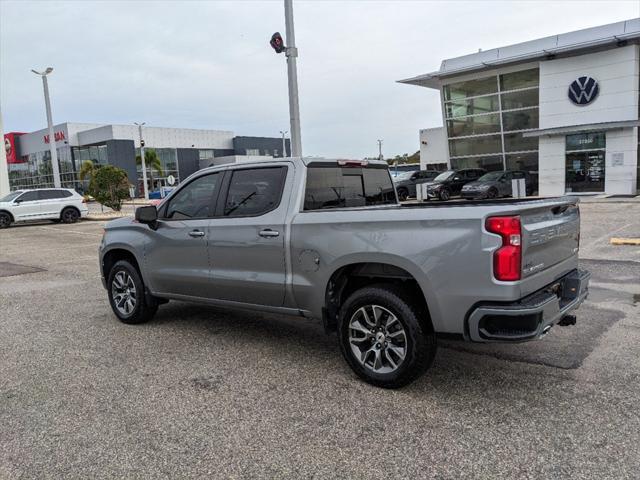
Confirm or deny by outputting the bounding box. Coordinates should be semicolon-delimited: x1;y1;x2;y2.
134;122;149;200
377;139;383;160
32;68;61;188
283;0;302;158
0;104;10;197
279;130;288;157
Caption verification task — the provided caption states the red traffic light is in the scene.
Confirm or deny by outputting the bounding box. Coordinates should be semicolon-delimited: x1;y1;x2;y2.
270;32;285;53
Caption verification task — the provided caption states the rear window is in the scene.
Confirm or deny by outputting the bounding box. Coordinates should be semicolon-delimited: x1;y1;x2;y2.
304;165;396;210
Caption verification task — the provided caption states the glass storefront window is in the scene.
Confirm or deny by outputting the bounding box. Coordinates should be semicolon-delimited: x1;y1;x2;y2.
445;95;499;118
447;113;501;137
502;108;539;132
566;132;606;151
499;68;539;91
504;132;538;152
451;156;504;171
501;89;538;110
449;135;502;157
443;76;498;101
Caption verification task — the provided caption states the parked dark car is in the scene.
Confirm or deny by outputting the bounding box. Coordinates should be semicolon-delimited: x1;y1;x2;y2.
393;169;440;201
461;170;531;199
424;168;486;201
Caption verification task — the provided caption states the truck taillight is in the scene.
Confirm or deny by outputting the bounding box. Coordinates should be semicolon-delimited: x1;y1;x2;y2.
486;215;521;281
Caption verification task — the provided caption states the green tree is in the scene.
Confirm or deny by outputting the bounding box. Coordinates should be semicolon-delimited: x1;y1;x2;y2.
79;160;98;182
136;149;164;190
88;165;131;211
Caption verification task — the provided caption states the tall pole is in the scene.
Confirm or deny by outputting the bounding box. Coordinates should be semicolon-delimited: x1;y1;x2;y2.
377;139;383;160
32;68;61;188
135;122;149;200
280;130;288;157
284;0;302;158
0;104;10;197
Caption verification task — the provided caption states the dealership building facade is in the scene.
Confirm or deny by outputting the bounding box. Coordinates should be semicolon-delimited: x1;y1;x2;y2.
400;18;640;196
4;123;289;196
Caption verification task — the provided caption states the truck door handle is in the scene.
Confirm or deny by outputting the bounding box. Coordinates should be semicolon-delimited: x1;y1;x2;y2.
259;229;280;238
188;230;205;238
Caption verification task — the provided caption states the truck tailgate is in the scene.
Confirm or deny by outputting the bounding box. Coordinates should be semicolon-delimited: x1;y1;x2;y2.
520;200;580;278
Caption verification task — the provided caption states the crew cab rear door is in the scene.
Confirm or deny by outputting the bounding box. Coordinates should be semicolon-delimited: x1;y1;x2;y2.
206;164;290;307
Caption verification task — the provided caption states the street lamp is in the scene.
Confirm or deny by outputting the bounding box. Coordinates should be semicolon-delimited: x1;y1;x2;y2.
134;122;149;200
32;67;61;188
279;130;288;158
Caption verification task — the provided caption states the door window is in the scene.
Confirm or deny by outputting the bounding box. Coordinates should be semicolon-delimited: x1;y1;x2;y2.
40;190;65;200
165;173;221;219
16;191;39;202
223;167;287;217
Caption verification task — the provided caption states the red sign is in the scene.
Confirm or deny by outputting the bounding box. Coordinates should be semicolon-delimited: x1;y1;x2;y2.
43;131;66;144
4;132;26;164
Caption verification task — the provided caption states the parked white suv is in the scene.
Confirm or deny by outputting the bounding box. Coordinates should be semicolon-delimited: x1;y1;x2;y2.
0;188;89;228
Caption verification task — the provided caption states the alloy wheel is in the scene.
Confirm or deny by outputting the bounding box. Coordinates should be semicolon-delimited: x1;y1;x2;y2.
348;304;407;374
111;271;137;316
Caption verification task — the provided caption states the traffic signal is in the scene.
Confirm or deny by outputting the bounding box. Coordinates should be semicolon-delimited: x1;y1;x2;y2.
140;140;145;147
270;32;285;53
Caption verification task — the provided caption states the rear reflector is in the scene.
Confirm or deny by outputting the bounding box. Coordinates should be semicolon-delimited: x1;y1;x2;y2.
486;215;521;281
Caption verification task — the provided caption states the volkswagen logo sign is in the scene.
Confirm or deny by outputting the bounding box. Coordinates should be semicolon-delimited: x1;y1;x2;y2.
568;76;599;106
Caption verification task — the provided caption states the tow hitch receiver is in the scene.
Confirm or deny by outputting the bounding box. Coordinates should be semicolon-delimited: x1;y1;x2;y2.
558;315;577;327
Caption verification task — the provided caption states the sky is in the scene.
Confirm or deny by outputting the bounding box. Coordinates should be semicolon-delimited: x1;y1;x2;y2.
1;0;638;159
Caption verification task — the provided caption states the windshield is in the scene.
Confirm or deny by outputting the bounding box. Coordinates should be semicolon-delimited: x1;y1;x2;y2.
433;171;455;182
478;172;504;182
0;191;22;202
394;172;414;181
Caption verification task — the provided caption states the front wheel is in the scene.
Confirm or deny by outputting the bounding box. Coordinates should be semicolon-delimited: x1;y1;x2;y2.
397;188;409;202
107;260;158;324
439;189;450;201
338;285;437;388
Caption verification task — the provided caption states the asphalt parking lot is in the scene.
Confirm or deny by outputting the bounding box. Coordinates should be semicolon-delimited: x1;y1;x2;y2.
1;201;639;479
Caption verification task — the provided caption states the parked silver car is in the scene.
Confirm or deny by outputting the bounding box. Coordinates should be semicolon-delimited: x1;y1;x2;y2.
99;158;589;388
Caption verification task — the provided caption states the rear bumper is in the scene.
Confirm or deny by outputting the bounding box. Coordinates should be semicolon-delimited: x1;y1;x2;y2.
466;269;590;342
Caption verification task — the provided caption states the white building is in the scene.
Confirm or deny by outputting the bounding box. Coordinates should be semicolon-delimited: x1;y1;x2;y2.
400;18;640;196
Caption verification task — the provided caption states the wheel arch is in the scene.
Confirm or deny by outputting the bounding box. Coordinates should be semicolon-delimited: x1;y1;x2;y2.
101;247;143;282
323;260;435;335
0;209;15;222
60;205;81;217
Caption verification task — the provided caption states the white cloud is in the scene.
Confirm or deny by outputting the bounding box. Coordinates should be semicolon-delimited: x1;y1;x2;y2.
1;0;637;158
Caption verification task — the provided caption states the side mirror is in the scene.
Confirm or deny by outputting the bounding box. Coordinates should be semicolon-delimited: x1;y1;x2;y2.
135;205;158;227
453;176;462;181
14;199;21;205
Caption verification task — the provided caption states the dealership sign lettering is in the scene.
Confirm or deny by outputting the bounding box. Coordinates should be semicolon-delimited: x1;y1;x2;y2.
44;131;66;143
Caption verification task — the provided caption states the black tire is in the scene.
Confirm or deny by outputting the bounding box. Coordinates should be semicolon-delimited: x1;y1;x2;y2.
397;188;409;202
487;188;498;199
107;260;158;324
0;212;12;229
338;285;437;389
61;207;80;224
439;189;450;201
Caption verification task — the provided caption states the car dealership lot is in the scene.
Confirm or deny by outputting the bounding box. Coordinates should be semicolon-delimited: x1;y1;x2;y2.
1;202;639;479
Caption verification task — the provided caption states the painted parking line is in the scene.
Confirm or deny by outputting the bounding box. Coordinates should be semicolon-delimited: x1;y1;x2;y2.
36;225;103;237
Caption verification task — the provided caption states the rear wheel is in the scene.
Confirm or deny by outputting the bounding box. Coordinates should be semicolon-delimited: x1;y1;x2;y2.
107;260;158;324
439;189;450;201
338;285;436;388
397;188;409;202
0;212;12;229
61;207;80;224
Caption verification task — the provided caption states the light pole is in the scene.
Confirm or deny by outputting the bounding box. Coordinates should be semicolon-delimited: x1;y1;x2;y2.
284;0;302;158
134;122;149;200
377;139;383;160
0;104;10;197
279;130;288;157
32;67;61;188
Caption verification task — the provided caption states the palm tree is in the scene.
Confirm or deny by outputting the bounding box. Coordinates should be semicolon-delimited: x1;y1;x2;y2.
136;149;164;192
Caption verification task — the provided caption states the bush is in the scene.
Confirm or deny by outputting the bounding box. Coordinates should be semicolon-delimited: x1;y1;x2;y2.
88;165;131;211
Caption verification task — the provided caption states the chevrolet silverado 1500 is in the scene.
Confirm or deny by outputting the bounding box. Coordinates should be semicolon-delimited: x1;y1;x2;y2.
99;158;589;388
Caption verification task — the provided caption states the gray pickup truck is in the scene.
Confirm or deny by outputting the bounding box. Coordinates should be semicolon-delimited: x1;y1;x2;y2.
99;158;590;388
